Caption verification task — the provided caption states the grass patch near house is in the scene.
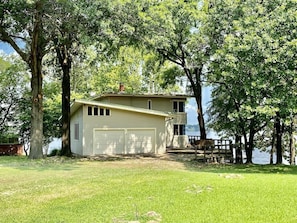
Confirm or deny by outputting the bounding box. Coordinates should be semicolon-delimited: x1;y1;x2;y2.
1;156;297;223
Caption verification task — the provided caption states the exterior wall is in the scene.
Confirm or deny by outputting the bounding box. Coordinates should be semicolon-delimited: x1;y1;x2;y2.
0;144;23;155
97;96;186;113
82;105;166;156
70;108;83;155
99;97;132;106
173;113;187;124
98;95;189;148
165;119;188;149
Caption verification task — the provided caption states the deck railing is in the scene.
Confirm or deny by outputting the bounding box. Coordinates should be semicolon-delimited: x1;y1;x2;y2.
188;136;234;163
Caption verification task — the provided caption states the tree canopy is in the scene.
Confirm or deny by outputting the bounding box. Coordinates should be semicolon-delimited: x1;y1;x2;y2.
206;0;297;163
135;0;209;139
1;0;297;164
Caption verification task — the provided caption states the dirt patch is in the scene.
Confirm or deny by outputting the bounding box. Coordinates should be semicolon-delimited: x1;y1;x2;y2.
78;153;187;170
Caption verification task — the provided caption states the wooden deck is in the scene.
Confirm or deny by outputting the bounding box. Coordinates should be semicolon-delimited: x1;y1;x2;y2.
167;137;234;163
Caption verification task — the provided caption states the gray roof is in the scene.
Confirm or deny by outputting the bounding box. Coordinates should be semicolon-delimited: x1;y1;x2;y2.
93;93;192;101
71;99;169;117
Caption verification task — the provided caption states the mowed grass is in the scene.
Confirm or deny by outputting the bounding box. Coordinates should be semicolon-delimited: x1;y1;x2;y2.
1;156;297;223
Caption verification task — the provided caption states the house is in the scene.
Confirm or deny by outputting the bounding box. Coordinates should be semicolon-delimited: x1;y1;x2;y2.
0;144;23;155
0;135;24;155
70;93;190;156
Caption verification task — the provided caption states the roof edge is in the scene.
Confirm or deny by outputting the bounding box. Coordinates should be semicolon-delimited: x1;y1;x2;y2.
71;99;169;117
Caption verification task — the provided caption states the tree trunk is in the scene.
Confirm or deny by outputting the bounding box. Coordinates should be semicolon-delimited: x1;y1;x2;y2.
289;118;295;165
28;1;44;159
55;43;72;157
196;97;207;140
245;141;253;164
275;112;283;164
289;131;295;165
235;134;243;164
245;126;255;164
189;68;207;140
29;63;43;159
270;126;276;165
60;63;71;156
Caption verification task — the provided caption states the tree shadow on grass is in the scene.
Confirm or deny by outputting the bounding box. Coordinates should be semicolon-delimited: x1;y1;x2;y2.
181;159;297;175
2;154;296;174
0;155;80;171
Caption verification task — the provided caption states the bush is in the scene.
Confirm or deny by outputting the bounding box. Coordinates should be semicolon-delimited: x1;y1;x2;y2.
48;149;61;157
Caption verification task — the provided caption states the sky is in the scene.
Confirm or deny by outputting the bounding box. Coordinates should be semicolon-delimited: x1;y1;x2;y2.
0;42;16;54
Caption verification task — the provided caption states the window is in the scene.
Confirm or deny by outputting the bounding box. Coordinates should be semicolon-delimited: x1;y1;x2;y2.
173;101;178;112
174;124;186;135
173;101;185;112
100;108;104;116
174;125;178;135
87;106;111;116
147;100;152;110
179;101;185;112
106;109;110;116
88;106;92;115
74;124;79;140
179;125;185;135
94;107;98;116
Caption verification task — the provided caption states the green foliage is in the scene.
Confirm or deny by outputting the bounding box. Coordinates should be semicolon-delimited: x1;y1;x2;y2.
136;0;210;138
74;45;182;96
206;0;297;152
0;55;29;136
43;80;62;144
88;46;144;94
48;149;61;157
0;56;10;71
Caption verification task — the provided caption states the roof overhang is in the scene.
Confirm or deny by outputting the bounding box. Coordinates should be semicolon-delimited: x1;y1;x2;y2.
70;99;169;117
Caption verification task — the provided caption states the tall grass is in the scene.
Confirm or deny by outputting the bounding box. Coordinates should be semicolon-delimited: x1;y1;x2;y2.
1;156;297;223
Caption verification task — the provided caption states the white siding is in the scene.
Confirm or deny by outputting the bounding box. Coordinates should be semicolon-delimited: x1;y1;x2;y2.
80;105;166;156
70;108;83;155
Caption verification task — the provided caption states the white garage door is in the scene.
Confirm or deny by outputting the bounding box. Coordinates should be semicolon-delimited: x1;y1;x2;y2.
93;129;125;155
93;128;155;155
127;129;155;154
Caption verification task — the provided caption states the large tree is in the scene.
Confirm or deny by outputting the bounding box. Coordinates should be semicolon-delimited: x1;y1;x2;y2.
49;0;145;156
206;0;297;164
49;0;84;157
136;0;209;139
0;1;51;158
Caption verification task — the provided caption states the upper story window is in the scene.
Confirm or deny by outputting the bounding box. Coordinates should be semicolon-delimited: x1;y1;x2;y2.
147;100;152;110
173;101;185;112
88;106;92;115
88;106;111;116
100;108;104;116
94;107;98;116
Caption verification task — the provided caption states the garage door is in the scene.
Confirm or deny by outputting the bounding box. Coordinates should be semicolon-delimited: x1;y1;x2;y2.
93;129;125;155
127;129;155;154
93;128;155;155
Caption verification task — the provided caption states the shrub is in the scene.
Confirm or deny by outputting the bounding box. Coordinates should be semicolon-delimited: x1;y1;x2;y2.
48;148;61;156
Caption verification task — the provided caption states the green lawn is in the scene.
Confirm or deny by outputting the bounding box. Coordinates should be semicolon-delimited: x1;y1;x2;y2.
1;156;297;223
